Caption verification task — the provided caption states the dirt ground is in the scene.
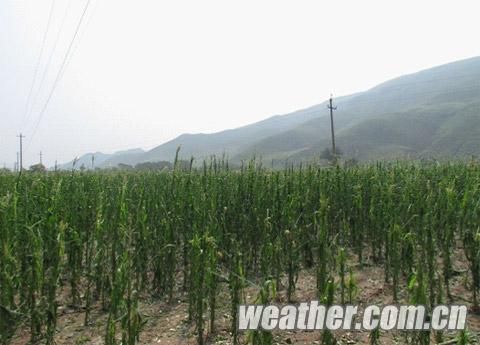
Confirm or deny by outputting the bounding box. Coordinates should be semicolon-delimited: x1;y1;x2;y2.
9;248;480;345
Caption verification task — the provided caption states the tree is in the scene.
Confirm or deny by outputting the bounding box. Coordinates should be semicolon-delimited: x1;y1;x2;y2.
344;158;359;167
29;163;46;173
117;163;134;170
134;161;172;171
320;147;343;162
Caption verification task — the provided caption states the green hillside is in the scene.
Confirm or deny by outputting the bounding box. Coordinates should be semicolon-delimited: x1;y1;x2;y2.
57;56;480;168
236;57;480;163
139;104;322;163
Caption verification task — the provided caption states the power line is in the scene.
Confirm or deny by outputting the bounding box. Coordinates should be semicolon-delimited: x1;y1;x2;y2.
66;0;99;70
23;0;73;128
22;0;56;124
26;0;92;150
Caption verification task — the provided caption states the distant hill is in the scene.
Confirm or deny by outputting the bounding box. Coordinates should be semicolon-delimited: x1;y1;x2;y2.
57;148;145;170
58;56;480;168
57;152;108;170
99;148;146;168
235;56;480;163
140;104;324;163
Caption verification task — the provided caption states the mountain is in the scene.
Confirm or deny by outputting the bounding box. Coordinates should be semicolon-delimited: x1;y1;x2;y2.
57;148;145;170
234;56;480;162
57;152;108;170
58;56;480;168
140;104;324;163
98;148;146;168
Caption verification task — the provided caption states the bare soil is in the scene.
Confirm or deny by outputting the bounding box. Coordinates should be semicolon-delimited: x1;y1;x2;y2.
9;248;480;345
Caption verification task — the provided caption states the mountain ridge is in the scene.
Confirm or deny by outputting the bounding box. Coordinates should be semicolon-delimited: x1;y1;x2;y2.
57;56;480;169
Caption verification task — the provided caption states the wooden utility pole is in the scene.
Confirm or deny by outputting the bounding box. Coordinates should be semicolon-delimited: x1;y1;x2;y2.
17;133;25;172
327;95;337;157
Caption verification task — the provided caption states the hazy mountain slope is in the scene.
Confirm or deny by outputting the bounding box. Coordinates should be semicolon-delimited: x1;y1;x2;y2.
236;57;480;162
428;102;480;157
57;152;110;170
58;149;144;170
266;101;480;163
98;149;146;168
57;56;480;168
139;104;326;163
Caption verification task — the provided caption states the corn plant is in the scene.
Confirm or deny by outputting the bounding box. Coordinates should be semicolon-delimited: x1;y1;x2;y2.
0;161;479;344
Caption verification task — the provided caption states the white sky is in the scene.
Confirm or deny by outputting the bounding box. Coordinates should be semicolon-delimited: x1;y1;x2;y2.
1;0;479;168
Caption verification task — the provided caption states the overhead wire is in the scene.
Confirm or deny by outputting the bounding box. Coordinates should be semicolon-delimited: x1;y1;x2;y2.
65;0;99;72
21;0;56;124
20;2;479;159
23;0;74;128
26;0;92;151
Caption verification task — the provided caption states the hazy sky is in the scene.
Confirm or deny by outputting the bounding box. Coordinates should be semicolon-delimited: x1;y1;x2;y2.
1;0;479;168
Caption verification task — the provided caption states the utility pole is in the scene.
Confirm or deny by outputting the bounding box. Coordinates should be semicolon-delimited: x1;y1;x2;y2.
39;151;43;165
327;95;337;158
17;133;25;172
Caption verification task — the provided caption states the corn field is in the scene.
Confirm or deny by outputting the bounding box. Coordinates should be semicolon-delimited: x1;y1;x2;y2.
1;161;480;344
